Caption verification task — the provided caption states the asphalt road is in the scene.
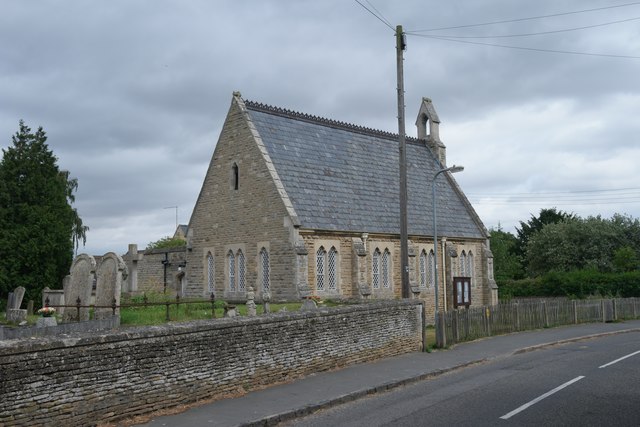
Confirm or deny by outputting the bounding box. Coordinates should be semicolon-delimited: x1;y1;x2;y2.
285;333;640;427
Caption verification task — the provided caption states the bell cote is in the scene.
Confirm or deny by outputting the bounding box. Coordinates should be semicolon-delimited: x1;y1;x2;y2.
415;97;447;166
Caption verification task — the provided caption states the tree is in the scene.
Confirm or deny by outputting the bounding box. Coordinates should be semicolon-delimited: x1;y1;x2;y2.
488;226;524;281
612;246;639;272
515;208;576;270
146;236;186;250
0;121;88;302
525;214;637;276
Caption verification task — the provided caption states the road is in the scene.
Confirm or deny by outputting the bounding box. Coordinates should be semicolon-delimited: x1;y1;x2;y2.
285;333;640;426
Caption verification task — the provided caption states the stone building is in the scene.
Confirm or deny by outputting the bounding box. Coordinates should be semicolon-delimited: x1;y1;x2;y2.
184;92;497;317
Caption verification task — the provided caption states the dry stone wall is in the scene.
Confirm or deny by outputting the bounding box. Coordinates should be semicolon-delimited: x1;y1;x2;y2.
0;300;423;427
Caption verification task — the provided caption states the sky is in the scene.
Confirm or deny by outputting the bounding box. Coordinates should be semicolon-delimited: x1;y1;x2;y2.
1;0;639;256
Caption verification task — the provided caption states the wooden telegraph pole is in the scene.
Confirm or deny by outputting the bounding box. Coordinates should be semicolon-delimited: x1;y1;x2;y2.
396;25;410;298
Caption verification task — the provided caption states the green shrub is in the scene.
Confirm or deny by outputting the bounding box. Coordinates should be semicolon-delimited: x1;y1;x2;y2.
498;270;640;299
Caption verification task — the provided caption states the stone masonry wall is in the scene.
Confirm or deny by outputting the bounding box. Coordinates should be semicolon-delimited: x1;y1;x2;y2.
0;300;423;427
186;95;296;300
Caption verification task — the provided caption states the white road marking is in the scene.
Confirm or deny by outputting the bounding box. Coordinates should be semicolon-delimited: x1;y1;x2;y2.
500;376;585;420
599;350;640;369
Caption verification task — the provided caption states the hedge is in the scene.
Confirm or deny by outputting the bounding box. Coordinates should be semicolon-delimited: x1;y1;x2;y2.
498;270;640;300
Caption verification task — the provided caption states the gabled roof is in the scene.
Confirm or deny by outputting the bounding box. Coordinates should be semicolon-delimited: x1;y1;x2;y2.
243;98;487;239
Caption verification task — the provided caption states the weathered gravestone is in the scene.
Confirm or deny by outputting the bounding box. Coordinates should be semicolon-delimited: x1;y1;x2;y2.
63;254;96;322
94;252;127;320
7;286;27;323
246;287;257;317
42;286;66;316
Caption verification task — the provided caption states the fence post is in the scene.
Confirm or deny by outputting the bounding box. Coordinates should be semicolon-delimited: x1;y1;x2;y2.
573;300;578;324
165;301;170;322
543;301;549;328
210;292;216;318
486;307;492;336
452;310;459;344
601;299;606;323
612;299;617;321
515;303;520;331
112;298;117;316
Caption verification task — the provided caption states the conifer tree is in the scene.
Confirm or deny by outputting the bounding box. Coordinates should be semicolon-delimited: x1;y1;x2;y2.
0;121;88;302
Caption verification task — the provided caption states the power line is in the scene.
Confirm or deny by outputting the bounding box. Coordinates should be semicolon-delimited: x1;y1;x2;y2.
468;187;640;196
354;0;394;31
408;16;640;39
409;33;640;59
409;1;640;32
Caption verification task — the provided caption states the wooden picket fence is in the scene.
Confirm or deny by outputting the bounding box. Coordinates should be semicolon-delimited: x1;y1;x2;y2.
438;297;640;347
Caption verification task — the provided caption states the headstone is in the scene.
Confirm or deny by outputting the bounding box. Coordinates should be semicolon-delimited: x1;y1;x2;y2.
94;252;127;320
301;298;318;311
246;287;257;317
11;286;25;309
63;254;96;322
27;300;34;316
297;282;312;299
224;304;237;318
42;287;66;316
6;287;28;323
262;291;271;314
7;292;15;311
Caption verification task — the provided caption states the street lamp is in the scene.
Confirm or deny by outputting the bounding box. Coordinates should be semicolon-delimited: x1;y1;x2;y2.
433;164;464;347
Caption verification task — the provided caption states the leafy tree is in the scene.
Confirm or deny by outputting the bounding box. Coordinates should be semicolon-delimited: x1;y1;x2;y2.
0;121;88;302
489;226;524;281
515;208;576;266
525;215;634;276
612;246;639;272
146;236;186;250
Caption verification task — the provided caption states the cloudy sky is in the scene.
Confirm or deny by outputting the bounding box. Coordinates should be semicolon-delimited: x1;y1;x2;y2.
2;0;639;255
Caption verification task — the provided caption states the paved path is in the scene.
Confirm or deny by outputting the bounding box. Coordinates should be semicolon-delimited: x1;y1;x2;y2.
138;320;640;427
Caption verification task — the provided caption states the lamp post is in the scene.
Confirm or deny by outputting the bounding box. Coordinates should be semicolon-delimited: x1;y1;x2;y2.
433;164;464;347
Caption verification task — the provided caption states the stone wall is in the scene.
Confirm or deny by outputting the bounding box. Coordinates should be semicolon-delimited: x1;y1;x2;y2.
185;95;298;300
0;300;423;427
123;246;187;295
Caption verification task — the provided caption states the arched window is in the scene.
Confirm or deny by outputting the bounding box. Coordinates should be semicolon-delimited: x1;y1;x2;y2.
428;250;435;287
328;247;338;291
237;249;246;291
206;252;214;293
382;249;391;288
260;247;270;292
419;250;427;288
316;246;326;291
372;248;381;289
227;250;235;291
468;251;474;279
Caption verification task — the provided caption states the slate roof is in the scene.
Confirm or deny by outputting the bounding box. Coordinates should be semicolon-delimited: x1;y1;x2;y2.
244;100;486;239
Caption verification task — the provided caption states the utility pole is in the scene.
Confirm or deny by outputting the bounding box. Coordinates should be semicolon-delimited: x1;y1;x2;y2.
396;25;410;298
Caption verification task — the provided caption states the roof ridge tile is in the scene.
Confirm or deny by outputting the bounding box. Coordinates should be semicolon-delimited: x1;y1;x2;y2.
244;99;419;143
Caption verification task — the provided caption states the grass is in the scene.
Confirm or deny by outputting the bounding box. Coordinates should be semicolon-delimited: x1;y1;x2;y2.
119;301;303;325
1;294;341;327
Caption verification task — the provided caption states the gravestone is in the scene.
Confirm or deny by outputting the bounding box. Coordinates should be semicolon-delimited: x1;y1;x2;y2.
63;254;96;322
246;287;257;317
262;291;271;314
42;287;66;316
7;292;14;311
301;298;318;311
94;252;127;320
6;286;27;323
